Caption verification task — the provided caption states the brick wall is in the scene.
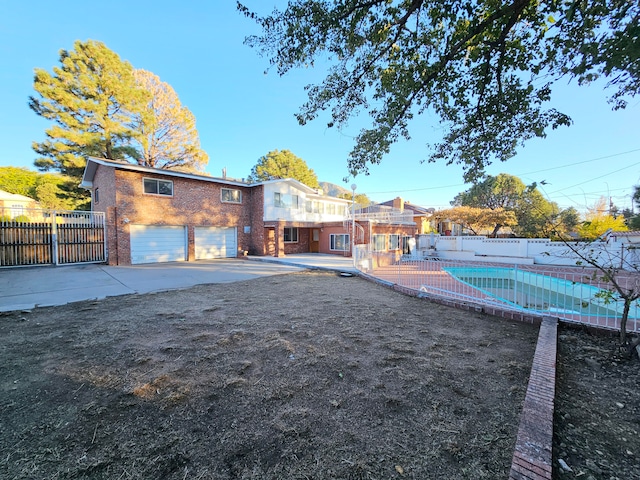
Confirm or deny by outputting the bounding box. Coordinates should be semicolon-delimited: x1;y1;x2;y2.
92;166;118;264
319;224;351;255
95;166;256;265
283;227;311;254
248;184;265;255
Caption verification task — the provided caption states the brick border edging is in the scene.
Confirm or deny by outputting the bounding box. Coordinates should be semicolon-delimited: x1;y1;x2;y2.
356;272;557;480
509;316;557;480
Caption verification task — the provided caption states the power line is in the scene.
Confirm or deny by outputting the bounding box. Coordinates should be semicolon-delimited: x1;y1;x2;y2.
545;160;640;195
366;147;640;196
514;148;640;176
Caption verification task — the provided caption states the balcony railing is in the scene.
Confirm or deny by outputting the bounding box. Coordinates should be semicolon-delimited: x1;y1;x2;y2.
346;205;415;224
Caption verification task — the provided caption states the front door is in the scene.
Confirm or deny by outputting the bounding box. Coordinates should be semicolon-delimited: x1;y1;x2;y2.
310;229;320;253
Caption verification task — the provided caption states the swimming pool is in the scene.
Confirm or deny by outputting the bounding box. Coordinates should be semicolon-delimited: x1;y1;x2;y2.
442;266;639;319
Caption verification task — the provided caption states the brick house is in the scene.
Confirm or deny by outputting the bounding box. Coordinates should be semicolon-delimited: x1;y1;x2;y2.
81;158;416;265
377;197;435;235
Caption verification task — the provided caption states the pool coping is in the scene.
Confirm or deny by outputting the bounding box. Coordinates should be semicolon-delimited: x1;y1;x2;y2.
359;272;556;480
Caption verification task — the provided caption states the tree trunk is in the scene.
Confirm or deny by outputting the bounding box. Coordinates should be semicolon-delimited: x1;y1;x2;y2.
105;134;113;160
490;224;502;238
620;298;631;345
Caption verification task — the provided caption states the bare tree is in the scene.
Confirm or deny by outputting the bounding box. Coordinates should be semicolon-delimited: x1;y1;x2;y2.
549;231;640;352
132;70;208;172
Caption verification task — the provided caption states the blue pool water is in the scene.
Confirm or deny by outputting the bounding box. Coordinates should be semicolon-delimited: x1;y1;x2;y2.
443;266;637;318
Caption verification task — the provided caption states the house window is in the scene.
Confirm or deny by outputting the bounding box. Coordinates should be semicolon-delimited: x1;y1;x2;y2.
222;188;242;203
274;192;286;207
373;234;386;251
327;204;336;215
305;200;313;213
330;234;349;251
402;236;413;254
291;195;299;209
10;204;24;218
94;188;99;204
338;205;346;216
389;234;400;250
284;227;298;243
143;178;173;196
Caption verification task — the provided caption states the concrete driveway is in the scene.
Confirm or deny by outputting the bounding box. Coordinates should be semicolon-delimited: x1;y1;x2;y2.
0;255;357;312
0;259;306;312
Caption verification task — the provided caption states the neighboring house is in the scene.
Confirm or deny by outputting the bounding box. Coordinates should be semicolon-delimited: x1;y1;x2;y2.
609;231;640;244
81;158;416;265
0;189;40;218
377;197;435;234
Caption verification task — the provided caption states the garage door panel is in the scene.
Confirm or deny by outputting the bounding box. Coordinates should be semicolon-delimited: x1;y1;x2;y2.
195;227;237;259
130;225;186;264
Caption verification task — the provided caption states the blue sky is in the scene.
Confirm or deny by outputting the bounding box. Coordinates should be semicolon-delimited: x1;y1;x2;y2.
1;1;638;213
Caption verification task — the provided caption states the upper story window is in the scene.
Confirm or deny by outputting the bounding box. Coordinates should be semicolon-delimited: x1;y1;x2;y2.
274;192;285;207
327;204;336;215
94;188;100;204
143;178;173;196
312;201;324;214
305;200;313;213
222;188;242;203
291;195;299;209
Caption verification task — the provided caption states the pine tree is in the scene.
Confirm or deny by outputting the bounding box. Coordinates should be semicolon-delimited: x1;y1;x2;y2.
29;40;150;179
248;150;320;189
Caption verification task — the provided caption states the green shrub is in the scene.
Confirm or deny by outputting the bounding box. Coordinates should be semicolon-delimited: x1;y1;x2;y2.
0;214;31;223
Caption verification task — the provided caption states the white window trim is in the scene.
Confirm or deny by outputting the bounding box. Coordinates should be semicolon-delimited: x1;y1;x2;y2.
221;188;242;204
373;234;386;252
274;192;286;208
389;234;401;250
330;233;350;251
143;177;173;197
284;227;298;243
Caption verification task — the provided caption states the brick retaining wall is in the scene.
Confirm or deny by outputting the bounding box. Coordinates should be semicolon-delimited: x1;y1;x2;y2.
509;317;557;480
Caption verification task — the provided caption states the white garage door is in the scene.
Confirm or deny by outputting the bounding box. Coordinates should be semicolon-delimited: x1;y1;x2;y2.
195;226;237;259
130;225;187;264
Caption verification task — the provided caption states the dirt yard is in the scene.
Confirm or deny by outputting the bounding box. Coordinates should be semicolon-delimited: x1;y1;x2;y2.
554;324;640;480
0;270;635;479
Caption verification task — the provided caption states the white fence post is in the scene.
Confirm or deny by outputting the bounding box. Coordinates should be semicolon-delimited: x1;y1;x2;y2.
51;210;59;266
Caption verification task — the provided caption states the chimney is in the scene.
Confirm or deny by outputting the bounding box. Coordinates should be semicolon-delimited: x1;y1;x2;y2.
222;167;227;179
392;197;404;211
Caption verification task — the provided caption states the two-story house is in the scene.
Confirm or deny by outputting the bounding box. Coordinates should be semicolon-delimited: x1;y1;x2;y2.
81;157;416;265
261;179;354;256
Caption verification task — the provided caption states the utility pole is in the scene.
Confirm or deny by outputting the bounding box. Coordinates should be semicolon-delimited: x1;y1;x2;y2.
351;184;357;261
